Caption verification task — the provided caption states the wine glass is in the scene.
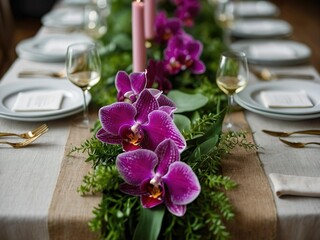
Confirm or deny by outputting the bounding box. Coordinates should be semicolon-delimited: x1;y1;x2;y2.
216;51;248;132
66;42;101;128
83;0;109;40
214;0;235;47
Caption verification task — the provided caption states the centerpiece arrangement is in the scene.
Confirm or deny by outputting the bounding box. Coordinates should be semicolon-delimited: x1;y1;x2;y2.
73;0;256;239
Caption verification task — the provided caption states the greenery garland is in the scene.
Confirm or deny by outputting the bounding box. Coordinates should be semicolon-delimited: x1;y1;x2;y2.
71;0;257;239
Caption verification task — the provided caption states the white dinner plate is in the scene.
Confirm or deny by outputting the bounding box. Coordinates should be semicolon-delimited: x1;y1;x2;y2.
235;80;320;115
235;1;279;18
16;34;93;62
0;107;83;122
231;19;292;38
230;40;311;66
0;81;91;118
41;7;84;29
236;100;320;121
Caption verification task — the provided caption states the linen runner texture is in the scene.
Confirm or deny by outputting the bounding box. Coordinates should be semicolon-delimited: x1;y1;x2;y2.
48;117;101;240
222;111;277;240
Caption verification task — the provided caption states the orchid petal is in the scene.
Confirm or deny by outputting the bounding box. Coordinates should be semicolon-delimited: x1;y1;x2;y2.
155;139;180;176
116;149;157;185
191;60;206;74
99;103;136;135
122;140;141;151
164;193;186;217
157;94;176;108
147;88;162;99
135;89;159;123
119;183;147;196
130;72;147;94
142;111;186;152
96;128;122;144
115;71;131;95
159;106;176;117
187;41;202;58
141;195;163;208
163;162;201;205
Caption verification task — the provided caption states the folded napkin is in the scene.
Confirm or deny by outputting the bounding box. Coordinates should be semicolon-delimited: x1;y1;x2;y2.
260;91;313;108
238;21;274;33
250;43;295;59
41;39;79;54
269;173;320;197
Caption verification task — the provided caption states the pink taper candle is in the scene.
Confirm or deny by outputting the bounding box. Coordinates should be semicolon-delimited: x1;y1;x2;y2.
132;0;146;72
144;0;156;40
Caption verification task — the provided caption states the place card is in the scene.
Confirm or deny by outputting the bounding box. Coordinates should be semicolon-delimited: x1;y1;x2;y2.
260;91;313;108
12;90;64;112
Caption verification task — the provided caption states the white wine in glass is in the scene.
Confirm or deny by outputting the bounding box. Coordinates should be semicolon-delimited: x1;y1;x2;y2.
66;42;101;128
216;51;248;132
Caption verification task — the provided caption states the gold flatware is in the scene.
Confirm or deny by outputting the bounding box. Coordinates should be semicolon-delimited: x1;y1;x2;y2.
250;68;315;81
0;124;48;139
18;70;66;78
0;128;48;148
279;138;320;148
262;129;320;137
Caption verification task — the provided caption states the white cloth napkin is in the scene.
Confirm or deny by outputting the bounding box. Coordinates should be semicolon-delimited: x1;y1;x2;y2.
269;173;320;197
260;91;313;108
12;90;64;112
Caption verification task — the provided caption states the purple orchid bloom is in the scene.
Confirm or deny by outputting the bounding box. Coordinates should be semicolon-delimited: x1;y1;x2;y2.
175;1;200;27
116;139;201;216
155;11;182;44
146;59;172;94
115;69;174;106
164;34;206;75
115;71;147;103
96;89;186;152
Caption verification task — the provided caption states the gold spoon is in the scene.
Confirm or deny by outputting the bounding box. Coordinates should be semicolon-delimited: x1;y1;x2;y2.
279;138;320;148
262;129;320;137
250;68;315;81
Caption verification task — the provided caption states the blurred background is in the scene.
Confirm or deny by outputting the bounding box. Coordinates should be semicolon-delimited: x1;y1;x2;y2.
1;0;319;78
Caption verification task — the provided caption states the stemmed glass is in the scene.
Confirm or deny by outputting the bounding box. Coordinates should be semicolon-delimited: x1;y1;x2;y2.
66;42;101;128
83;0;109;40
214;0;235;48
216;51;248;132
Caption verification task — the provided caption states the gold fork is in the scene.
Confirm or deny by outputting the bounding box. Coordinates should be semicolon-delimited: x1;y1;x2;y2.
262;129;320;137
0;124;48;139
279;138;320;148
0;127;48;148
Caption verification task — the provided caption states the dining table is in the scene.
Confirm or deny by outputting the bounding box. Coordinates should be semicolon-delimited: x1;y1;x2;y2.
1;0;320;239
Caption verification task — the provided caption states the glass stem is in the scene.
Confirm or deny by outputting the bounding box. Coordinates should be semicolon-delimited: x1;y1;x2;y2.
223;28;231;49
82;89;89;125
225;94;234;128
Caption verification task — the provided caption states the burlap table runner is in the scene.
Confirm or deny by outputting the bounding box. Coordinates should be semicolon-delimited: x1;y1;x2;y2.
48;111;277;239
222;111;277;240
48;117;101;240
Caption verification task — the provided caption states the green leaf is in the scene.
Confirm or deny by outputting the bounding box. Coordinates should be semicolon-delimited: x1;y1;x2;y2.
133;206;165;240
167;90;208;113
174;114;191;133
190;136;219;162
